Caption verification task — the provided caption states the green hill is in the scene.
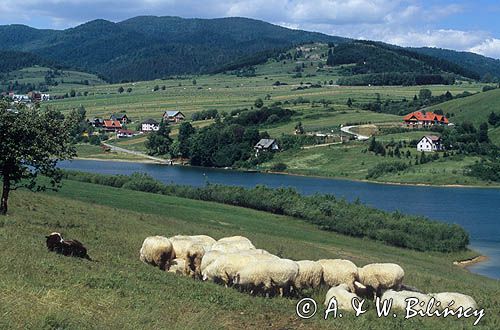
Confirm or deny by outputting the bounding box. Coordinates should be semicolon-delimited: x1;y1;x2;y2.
0;17;346;82
411;47;500;81
0;179;497;329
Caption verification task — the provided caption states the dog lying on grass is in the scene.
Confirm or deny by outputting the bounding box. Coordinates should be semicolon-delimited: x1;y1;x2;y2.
45;232;91;260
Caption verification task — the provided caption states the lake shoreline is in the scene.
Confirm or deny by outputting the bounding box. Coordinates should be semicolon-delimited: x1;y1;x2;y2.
454;255;489;268
75;156;499;189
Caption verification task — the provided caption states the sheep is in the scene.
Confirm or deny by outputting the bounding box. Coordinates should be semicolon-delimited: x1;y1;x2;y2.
45;232;91;260
357;263;405;298
139;236;175;271
211;236;255;253
294;260;323;291
324;284;360;312
318;259;358;292
430;292;478;311
381;290;432;311
234;258;299;296
202;251;276;286
167;258;186;275
200;249;225;274
169;235;215;257
183;243;206;279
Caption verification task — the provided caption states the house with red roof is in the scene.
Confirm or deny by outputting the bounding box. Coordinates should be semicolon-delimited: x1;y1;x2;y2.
403;111;449;128
103;120;122;132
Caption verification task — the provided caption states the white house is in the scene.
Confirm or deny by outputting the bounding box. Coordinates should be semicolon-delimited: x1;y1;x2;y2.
417;135;443;152
163;110;185;123
141;118;160;132
116;129;137;138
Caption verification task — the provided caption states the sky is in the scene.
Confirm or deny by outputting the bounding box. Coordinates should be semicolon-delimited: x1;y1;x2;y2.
1;0;500;59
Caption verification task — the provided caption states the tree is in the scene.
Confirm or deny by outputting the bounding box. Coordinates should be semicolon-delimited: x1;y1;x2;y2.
0;104;75;214
346;98;353;107
295;122;305;135
488;112;499;127
70;89;76;97
326;48;334;66
478;123;490;143
419;89;432;100
254;98;264;108
178;122;195;158
145;120;172;156
118;86;124;93
126;87;132;93
192;79;197;85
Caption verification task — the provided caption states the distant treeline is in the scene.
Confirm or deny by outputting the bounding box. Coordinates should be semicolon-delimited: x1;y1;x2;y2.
61;171;470;253
337;72;456;86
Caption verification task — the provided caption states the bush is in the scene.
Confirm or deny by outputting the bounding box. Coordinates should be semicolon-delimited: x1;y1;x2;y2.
367;161;410;179
270;163;287;171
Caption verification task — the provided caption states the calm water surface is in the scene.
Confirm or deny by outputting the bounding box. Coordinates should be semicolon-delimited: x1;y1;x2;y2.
59;160;500;279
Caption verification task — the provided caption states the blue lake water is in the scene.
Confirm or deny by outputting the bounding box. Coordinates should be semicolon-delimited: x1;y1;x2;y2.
59;159;500;280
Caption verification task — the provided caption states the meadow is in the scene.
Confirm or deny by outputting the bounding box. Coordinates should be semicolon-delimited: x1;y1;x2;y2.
0;179;498;329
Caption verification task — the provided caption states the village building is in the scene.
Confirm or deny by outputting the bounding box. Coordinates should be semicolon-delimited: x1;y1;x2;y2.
254;139;279;156
102;120;122;132
89;118;104;127
163;110;185;123
141;118;160;132
110;113;130;124
403;111;449;128
116;129;137;138
417;135;444;152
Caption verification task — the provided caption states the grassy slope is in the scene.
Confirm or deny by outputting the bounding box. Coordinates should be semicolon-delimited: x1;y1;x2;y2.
1;66;105;93
1;179;498;329
426;88;500;126
75;144;149;162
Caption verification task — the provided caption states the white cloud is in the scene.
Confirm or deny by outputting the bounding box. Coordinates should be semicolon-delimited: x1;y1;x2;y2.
469;39;500;59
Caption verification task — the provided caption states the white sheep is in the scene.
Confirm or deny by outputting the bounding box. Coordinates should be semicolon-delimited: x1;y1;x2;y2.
167;258;186;275
200;249;225;274
183;243;206;279
202;253;260;286
294;260;323;290
324;284;360;312
139;236;175;271
430;292;478;311
234;258;299;296
357;263;404;298
318;259;358;292
168;235;215;256
211;236;255;253
381;290;432;311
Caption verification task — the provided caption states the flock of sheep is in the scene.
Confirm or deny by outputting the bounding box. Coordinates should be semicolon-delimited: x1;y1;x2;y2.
139;234;478;312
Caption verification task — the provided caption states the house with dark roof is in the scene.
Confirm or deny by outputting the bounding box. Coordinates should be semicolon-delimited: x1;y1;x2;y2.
163;110;185;123
110;113;130;124
141;118;160;132
117;129;138;138
417;135;443;152
254;139;279;156
403;111;449;128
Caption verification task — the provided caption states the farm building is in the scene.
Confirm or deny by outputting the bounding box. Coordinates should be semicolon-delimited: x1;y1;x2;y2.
254;139;279;156
110;113;130;124
403;111;449;128
417;135;443;152
163;111;185;123
141;119;160;132
117;129;137;138
103;120;122;132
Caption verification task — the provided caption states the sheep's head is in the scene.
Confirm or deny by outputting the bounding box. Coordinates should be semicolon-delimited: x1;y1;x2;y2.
45;232;64;250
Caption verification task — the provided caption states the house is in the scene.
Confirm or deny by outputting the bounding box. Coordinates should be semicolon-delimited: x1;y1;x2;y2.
102;120;122;132
12;94;30;103
116;129;137;138
89;118;104;127
141;118;160;132
417;135;443;152
110;113;130;124
254;139;279;156
403;111;449;128
163;110;185;123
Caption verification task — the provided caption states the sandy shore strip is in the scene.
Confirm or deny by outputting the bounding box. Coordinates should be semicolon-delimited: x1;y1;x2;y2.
453;255;489;268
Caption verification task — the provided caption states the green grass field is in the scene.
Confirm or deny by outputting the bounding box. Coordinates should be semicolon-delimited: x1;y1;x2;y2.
75;143;149;162
1;179;498;329
261;142;499;187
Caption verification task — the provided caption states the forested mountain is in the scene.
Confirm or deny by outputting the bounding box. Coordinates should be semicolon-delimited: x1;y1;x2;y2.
0;51;59;74
410;47;500;81
1;16;499;83
332;41;481;86
0;16;346;82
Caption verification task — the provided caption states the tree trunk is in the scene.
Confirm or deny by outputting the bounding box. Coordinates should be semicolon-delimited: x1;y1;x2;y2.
0;174;9;215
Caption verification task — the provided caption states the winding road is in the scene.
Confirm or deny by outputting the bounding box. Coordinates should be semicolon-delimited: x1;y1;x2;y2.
340;125;371;140
102;142;171;164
